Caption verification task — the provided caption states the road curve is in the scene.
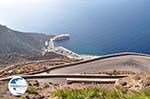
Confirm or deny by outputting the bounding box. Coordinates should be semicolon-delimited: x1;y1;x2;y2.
1;52;149;84
49;52;150;74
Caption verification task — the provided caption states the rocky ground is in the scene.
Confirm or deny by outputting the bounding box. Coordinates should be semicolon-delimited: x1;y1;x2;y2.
115;72;150;91
0;72;149;99
0;56;80;78
0;80;115;99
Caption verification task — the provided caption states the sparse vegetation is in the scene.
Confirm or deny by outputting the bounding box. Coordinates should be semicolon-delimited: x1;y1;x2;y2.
18;96;25;99
27;86;38;94
50;87;150;99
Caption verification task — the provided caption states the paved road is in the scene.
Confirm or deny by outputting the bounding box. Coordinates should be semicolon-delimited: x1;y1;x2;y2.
2;52;149;84
0;74;127;84
49;54;150;74
38;53;150;83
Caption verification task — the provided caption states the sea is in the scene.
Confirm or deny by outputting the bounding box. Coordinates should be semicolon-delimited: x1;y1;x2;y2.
53;0;150;55
4;0;150;55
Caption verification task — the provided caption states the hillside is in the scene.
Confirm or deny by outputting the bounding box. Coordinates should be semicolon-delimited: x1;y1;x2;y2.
0;25;50;54
0;25;60;65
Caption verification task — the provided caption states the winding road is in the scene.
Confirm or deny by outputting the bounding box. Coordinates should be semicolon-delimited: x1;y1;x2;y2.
1;52;150;84
49;52;150;74
38;52;150;83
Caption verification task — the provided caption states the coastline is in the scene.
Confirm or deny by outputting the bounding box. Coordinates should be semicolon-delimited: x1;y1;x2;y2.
79;54;100;60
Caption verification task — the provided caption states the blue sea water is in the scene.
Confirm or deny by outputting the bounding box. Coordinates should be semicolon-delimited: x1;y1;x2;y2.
2;0;150;55
53;0;150;55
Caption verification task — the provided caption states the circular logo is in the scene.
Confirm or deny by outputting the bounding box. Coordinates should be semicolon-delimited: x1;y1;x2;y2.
8;76;28;96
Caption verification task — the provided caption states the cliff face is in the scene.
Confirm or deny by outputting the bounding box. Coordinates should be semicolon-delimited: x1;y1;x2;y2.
0;25;49;54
